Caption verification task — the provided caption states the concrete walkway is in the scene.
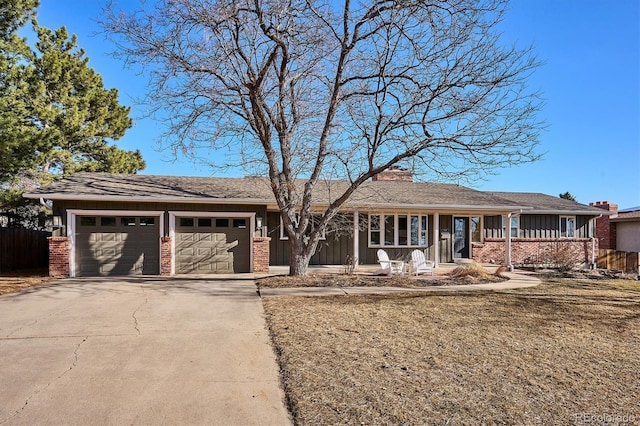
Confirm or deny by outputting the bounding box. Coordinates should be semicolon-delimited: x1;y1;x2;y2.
0;277;291;425
259;269;541;297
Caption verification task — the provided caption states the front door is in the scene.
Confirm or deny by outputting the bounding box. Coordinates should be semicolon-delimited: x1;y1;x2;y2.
453;217;469;259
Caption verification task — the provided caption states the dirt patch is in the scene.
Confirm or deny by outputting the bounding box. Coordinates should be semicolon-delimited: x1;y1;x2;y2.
0;269;53;295
263;278;640;425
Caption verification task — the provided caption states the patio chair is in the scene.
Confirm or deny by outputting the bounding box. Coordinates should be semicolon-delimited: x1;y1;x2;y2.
377;249;405;275
409;250;434;276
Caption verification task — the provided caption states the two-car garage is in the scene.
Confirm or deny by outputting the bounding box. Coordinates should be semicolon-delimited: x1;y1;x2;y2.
72;211;253;277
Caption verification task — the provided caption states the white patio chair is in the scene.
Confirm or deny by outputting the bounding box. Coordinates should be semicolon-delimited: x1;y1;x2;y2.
409;250;434;276
377;249;405;275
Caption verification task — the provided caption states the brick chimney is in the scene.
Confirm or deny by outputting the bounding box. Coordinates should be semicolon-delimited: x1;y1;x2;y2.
589;201;618;250
372;167;413;182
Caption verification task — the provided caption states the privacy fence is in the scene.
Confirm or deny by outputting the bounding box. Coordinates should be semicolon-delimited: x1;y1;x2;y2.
597;249;640;274
0;228;51;272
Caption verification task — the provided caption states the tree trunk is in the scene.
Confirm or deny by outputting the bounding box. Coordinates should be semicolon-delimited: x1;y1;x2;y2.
289;238;313;276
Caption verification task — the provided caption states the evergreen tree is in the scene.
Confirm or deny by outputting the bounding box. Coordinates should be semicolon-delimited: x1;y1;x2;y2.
1;3;144;227
0;0;40;181
559;192;577;202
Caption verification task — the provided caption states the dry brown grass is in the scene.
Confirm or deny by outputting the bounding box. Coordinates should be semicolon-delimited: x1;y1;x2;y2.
263;278;640;425
0;269;52;295
257;269;506;289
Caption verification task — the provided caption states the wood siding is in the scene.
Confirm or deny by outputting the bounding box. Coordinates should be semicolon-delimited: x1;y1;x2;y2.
270;212;436;266
55;200;267;237
484;214;593;239
267;212;353;265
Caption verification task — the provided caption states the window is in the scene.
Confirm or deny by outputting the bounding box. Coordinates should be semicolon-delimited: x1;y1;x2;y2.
121;217;136;227
471;216;482;242
198;218;212;227
560;216;575;238
410;215;419;245
368;213;428;247
369;214;381;246
502;215;519;238
179;217;194;227
398;215;408;245
384;215;395;245
233;218;247;229
280;214;326;240
139;217;155;226
80;216;96;227
101;217;116;227
215;218;229;227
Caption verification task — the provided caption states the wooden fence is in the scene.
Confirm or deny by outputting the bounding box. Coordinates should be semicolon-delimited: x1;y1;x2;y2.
0;228;51;272
597;249;640;274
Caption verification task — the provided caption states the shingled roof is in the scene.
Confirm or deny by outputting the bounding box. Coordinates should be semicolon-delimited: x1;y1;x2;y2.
24;172;603;214
487;192;607;215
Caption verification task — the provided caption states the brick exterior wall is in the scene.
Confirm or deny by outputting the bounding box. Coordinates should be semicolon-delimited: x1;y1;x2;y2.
473;238;597;267
590;201;618;250
48;236;70;277
253;237;271;272
160;237;172;275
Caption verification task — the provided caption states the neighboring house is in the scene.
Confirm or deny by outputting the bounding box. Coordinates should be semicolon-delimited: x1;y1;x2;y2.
591;201;640;252
25;171;607;277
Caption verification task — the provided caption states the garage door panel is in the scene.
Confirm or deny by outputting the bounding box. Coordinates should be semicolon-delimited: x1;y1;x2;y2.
75;216;159;277
176;220;250;274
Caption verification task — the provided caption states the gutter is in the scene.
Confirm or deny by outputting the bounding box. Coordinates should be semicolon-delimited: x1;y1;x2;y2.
23;193;274;206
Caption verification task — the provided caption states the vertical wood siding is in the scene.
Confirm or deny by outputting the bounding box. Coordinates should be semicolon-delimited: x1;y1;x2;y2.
484;214;593;239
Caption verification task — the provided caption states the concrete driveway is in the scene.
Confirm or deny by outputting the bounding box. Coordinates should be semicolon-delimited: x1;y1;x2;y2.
0;277;291;425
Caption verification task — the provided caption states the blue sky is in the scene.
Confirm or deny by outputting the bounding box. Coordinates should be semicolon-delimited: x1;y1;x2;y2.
33;0;639;209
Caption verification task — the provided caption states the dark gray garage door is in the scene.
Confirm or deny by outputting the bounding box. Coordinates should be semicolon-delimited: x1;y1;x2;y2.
175;217;251;273
75;216;160;276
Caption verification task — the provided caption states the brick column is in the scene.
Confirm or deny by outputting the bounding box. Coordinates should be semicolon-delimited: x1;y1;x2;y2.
590;201;618;250
253;237;271;273
48;236;70;277
161;237;172;275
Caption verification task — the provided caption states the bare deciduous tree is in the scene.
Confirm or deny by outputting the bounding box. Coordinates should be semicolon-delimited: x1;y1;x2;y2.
102;0;544;275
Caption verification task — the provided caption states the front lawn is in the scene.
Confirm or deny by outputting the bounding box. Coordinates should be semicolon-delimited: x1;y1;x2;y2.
263;278;640;425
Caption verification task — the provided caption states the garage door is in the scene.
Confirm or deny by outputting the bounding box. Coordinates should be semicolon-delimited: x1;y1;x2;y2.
175;216;251;273
75;215;160;276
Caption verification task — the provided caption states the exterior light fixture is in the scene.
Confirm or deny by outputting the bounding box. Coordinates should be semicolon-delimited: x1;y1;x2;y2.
256;215;263;236
52;215;63;228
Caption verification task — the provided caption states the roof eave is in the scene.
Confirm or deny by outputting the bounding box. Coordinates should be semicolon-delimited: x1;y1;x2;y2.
611;217;640;223
24;193;273;205
338;203;533;212
524;209;610;216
